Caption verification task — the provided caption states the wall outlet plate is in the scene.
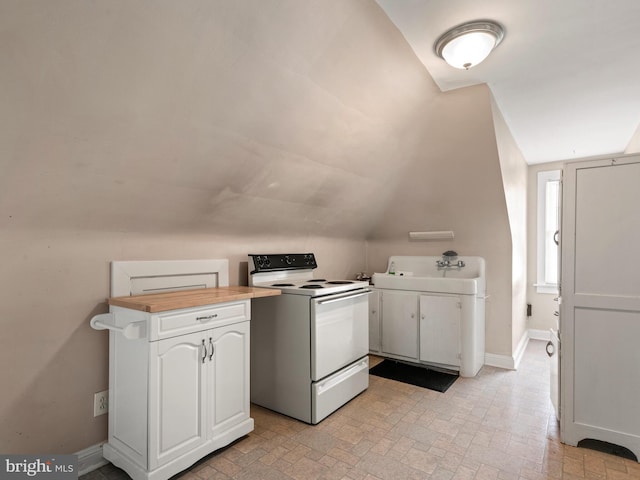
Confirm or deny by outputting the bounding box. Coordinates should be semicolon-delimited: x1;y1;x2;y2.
93;390;108;417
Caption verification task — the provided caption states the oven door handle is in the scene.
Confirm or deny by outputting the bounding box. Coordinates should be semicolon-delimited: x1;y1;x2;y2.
316;289;372;305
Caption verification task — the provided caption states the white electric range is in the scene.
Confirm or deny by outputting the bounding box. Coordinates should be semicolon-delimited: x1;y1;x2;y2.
248;253;371;424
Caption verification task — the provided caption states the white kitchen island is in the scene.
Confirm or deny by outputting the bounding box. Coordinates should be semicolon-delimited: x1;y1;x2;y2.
90;260;279;480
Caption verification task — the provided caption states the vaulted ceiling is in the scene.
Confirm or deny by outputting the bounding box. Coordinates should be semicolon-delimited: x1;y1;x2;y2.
376;0;640;164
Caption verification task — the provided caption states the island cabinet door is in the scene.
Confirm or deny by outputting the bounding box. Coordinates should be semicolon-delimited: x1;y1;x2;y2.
209;321;250;440
148;331;208;470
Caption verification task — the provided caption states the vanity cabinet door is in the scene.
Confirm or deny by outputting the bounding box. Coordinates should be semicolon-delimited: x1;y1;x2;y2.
419;294;461;367
381;290;419;360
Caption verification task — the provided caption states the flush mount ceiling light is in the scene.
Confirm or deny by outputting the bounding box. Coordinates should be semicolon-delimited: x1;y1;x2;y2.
434;20;504;70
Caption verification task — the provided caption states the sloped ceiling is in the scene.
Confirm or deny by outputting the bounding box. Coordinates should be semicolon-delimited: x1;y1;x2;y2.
1;1;445;239
376;0;640;164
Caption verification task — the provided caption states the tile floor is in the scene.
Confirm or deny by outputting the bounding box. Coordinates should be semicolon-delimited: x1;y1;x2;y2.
82;340;640;480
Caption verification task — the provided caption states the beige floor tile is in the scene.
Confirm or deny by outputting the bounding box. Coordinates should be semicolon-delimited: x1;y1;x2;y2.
83;341;640;480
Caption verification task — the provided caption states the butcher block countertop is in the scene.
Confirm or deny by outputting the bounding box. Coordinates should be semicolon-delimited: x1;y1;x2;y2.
108;286;280;313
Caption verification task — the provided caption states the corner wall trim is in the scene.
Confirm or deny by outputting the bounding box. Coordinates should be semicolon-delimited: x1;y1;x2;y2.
512;331;530;370
484;352;515;370
528;328;551;341
484;328;548;371
76;443;108;476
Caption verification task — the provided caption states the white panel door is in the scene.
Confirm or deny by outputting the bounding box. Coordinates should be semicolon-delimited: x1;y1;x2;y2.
149;332;207;469
381;290;419;360
419;294;461;366
561;156;640;460
210;322;250;439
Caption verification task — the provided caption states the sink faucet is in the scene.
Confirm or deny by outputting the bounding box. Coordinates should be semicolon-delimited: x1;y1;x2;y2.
437;250;465;269
436;259;466;268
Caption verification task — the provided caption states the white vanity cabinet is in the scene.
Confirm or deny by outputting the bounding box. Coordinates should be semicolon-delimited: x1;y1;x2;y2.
371;284;483;377
380;290;419;361
96;294;257;480
419;294;461;367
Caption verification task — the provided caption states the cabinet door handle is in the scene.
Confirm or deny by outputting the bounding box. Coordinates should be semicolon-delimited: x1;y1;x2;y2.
202;339;207;363
208;338;214;361
197;314;218;321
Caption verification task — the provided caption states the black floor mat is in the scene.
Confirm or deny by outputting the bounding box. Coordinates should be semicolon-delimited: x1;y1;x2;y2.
369;360;458;393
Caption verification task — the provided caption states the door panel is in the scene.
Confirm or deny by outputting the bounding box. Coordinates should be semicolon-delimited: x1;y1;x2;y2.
419;294;460;366
381;290;418;359
149;332;207;469
574;162;640;296
210;322;250;438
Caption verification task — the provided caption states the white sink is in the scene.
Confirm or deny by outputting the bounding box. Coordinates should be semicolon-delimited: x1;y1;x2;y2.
371;255;487;377
372;273;480;295
372;255;486;295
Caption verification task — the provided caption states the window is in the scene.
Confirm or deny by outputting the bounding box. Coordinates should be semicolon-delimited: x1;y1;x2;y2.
536;170;560;294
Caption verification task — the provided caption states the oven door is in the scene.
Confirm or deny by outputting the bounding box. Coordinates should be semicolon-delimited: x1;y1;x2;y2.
311;289;370;381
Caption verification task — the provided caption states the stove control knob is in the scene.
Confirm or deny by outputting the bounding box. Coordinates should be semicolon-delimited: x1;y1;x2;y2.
284;255;292;265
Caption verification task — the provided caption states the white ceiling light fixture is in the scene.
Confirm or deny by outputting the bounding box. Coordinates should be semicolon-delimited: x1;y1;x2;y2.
434;20;504;70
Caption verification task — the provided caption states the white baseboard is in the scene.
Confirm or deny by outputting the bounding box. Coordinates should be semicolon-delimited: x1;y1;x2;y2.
528;328;551;341
484;328;548;371
76;443;108;476
484;352;515;370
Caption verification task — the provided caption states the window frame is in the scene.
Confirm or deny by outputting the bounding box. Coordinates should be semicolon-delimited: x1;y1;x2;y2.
536;169;561;295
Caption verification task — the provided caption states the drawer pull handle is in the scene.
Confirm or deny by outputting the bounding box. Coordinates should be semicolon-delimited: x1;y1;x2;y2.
197;314;218;321
202;339;207;363
209;338;214;361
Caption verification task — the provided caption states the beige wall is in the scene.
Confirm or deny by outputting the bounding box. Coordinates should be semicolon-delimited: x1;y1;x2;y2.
624;122;640;153
0;0;441;454
526;161;565;332
490;95;529;352
366;84;515;357
1;0;523;454
0;230;365;453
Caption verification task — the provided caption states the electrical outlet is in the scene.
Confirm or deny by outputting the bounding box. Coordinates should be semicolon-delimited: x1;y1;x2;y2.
93;390;108;417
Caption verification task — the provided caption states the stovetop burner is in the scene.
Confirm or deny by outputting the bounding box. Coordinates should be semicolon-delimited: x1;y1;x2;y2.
249;253;370;297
